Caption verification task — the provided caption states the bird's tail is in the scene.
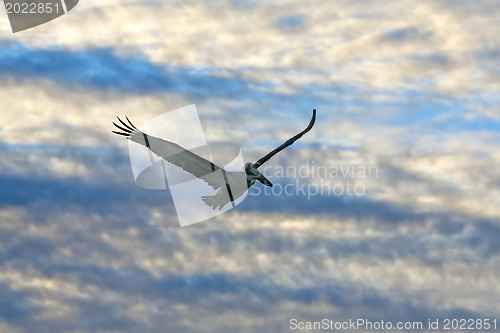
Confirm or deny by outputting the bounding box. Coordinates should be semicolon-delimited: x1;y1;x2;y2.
202;194;227;210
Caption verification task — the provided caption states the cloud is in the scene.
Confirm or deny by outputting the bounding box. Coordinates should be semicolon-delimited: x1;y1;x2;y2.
1;0;498;99
0;198;497;332
0;43;253;97
1;0;499;331
381;26;432;43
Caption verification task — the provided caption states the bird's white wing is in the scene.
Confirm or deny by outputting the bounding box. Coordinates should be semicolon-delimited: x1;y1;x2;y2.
113;117;226;190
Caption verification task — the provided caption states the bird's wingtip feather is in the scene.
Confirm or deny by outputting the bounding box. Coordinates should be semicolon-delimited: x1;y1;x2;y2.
117;116;134;131
125;116;138;130
112;130;130;136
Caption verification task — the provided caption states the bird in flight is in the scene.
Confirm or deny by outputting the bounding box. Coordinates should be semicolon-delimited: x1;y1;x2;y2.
113;109;316;209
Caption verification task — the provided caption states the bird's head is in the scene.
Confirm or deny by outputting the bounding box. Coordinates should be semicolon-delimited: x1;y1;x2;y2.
244;162;273;187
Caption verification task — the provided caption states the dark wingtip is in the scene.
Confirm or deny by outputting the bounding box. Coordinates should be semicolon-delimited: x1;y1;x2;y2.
125;116;138;130
112;121;133;134
117;116;134;131
112;130;130;137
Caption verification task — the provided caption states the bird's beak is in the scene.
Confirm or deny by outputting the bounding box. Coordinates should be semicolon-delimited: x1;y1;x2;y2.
257;174;273;187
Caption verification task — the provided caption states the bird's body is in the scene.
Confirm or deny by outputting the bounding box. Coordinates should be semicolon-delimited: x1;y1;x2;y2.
113;109;316;209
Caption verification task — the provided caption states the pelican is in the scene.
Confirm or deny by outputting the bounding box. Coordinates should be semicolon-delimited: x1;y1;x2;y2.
113;109;316;209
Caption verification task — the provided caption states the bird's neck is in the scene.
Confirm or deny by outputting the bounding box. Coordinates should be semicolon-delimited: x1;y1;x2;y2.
245;164;261;179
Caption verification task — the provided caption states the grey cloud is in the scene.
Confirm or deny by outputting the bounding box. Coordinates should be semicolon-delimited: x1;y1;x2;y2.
0;43;278;103
382;27;432;43
0;283;39;324
0;261;488;332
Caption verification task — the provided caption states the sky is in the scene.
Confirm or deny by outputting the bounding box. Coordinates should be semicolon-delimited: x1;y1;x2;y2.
0;0;499;332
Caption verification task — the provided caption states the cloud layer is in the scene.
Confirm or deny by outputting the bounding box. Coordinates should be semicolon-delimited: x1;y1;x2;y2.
0;0;499;332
